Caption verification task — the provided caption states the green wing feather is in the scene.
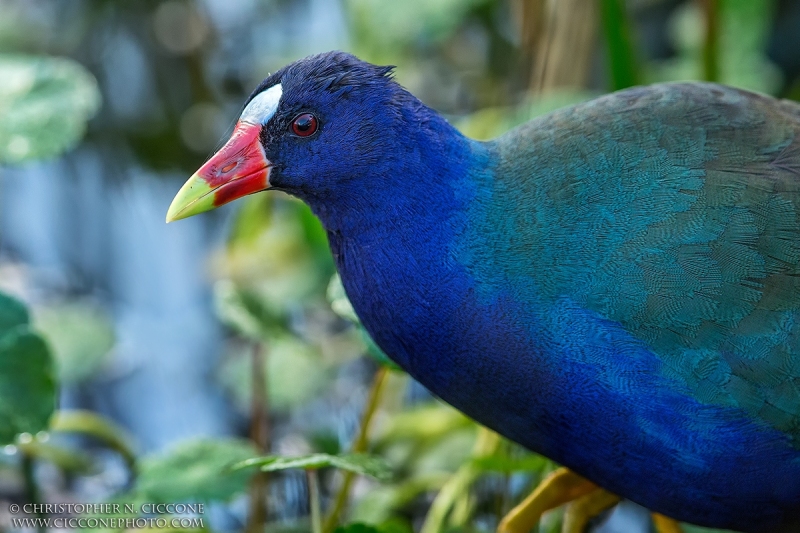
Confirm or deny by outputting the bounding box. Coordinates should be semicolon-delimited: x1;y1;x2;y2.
481;83;800;440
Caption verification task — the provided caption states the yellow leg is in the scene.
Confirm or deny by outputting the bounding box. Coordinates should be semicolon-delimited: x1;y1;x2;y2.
652;513;683;533
561;488;621;533
497;468;598;533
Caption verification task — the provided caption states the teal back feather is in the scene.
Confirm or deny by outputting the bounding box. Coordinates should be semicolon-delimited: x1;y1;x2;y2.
466;83;800;442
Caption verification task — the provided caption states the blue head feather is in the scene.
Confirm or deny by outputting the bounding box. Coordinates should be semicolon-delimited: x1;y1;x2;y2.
248;52;471;235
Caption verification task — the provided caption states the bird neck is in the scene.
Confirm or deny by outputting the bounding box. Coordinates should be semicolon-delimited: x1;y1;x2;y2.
311;105;494;375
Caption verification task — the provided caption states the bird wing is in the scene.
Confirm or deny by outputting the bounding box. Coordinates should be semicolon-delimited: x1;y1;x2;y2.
487;82;800;440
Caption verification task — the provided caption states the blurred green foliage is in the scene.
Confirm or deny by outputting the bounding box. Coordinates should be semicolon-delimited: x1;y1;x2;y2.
0;55;99;164
135;438;258;503
219;333;328;413
347;0;490;61
647;0;779;91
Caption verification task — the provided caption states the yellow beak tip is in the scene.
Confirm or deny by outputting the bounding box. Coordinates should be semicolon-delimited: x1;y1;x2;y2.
165;173;216;223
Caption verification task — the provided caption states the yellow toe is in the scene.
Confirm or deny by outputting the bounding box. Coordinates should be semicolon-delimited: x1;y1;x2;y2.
498;468;598;533
562;489;621;533
652;513;684;533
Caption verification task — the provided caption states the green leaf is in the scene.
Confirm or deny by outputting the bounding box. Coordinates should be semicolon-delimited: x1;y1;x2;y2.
213;280;283;341
374;519;414;533
0;326;56;444
0;292;28;338
50;409;136;467
215;194;330;312
135;438;257;503
35;302;115;383
351;473;449;525
297;200;335;262
237;453;392;481
327;274;359;324
0;55;100;164
227;193;274;247
377;403;472;444
334;524;382;533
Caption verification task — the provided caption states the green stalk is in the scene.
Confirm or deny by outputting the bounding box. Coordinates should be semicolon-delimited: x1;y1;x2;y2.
49;410;136;471
307;469;322;533
22;451;45;533
420;427;501;533
497;439;512;519
247;342;270;533
700;0;720;82
599;0;640;90
322;366;390;533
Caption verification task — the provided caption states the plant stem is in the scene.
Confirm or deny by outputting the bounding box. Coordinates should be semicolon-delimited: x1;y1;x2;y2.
516;0;547;87
531;0;599;93
307;469;322;533
21;451;45;533
247;342;270;533
497;440;512;518
322;366;390;533
420;427;500;533
600;0;640;90
48;410;137;472
250;343;271;449
700;0;720;82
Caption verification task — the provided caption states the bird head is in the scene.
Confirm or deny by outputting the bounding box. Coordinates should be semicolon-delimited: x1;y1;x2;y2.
166;51;430;223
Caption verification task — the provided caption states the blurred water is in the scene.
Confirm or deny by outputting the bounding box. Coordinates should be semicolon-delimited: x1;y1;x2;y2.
0;160;231;450
597;501;652;533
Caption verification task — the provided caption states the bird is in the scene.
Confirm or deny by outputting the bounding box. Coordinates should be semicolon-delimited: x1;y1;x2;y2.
166;51;800;533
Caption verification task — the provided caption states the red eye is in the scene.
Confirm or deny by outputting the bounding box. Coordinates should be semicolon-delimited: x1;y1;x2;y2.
291;113;318;137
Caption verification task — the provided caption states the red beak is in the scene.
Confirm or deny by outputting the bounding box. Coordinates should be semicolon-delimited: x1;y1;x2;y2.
166;121;272;222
